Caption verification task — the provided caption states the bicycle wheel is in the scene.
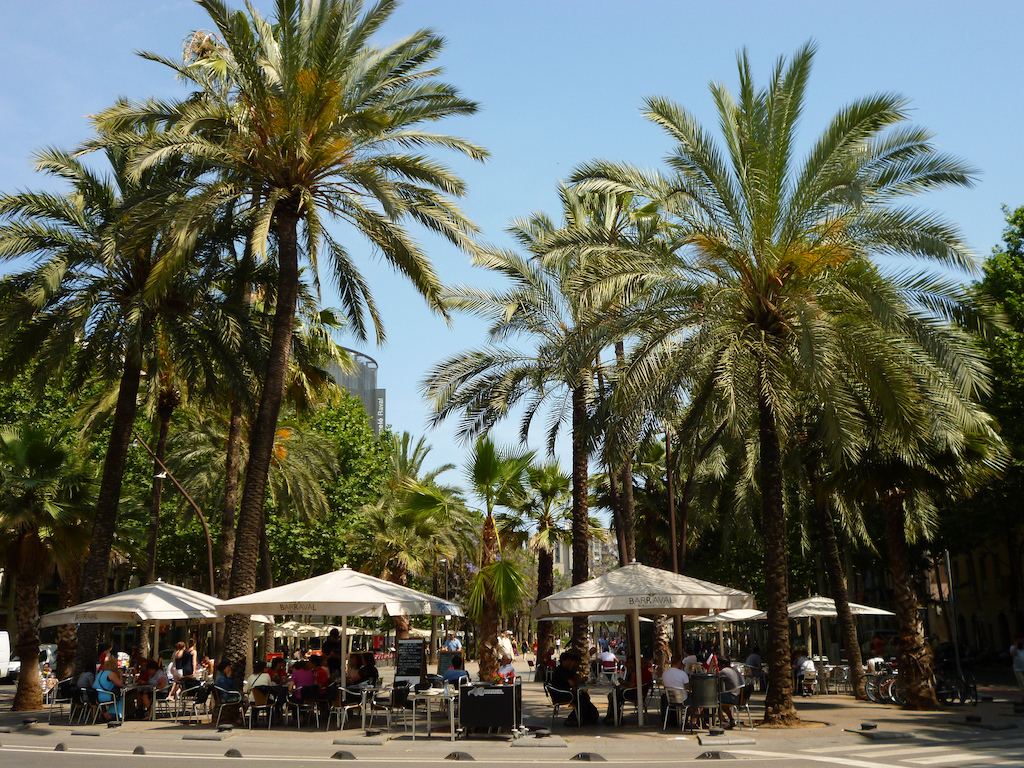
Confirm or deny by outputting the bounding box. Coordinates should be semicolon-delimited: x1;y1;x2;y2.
888;676;905;706
865;673;885;704
855;672;868;700
962;673;978;707
935;675;955;705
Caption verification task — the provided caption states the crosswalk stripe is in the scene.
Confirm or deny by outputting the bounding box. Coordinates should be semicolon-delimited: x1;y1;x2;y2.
847;747;952;757
804;744;922;753
906;753;1003;765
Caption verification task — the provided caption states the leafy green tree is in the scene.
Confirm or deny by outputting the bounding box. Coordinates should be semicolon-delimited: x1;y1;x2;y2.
573;43;983;721
97;0;486;667
0;426;91;710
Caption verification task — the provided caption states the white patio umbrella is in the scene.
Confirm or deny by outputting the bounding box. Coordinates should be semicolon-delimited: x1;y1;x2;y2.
786;595;893;659
693;608;767;656
218;565;463;675
40;580;271;659
533;562;755;725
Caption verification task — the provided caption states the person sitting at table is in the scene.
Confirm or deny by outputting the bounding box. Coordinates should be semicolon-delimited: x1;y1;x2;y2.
244;660;272;696
551;651;599;726
93;656;124;721
497;654;515;681
793;647;815;696
268;657;288;685
214;660;244;724
605;656;653;724
718;657;745;728
659;653;691;727
135;658;169;718
289;659;316;700
681;644;700;674
352;652;378;686
443;632;462;652
443;654;470;684
200;654;215;680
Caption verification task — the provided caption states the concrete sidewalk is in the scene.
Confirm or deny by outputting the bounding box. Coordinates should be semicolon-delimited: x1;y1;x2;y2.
2;660;1021;763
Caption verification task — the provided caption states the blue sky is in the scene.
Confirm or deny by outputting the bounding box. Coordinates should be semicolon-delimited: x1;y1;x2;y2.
2;0;1022;480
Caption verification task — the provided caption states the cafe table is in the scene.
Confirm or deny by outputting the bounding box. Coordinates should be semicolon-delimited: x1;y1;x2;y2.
410;688;458;741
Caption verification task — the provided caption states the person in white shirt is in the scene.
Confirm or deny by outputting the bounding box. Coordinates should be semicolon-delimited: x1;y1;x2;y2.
660;653;690;727
497;630;514;659
793;650;815;696
497;654;515;679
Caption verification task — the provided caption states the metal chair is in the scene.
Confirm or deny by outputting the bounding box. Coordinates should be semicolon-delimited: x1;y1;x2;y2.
72;687;97;725
212;686;243;727
542;683;576;727
526;660;536;681
326;685;361;730
48;678;76;723
368;681;410;731
619;681;654;724
662;686;690;731
178;682;212;724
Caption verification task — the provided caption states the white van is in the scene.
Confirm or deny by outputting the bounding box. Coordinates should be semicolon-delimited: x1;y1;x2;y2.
0;631;10;681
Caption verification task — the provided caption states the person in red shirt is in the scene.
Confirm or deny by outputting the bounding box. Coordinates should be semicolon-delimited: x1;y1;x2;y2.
605;656;653;723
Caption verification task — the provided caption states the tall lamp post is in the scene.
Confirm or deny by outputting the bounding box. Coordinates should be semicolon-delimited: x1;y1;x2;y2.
132;429;216;596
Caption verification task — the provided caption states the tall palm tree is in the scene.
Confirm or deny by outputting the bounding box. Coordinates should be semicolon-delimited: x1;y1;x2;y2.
462;437;532;680
97;0;485;665
495;460;571;669
572;43;984;723
422;190;616;657
0;144;238;673
0;426;91;710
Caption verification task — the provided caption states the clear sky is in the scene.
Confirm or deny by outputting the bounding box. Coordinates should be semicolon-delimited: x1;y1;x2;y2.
2;0;1021;480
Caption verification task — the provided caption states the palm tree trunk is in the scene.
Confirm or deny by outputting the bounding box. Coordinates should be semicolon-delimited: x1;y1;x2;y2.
758;380;798;724
808;463;865;698
56;563;81;680
881;491;939;709
570;383;590;660
12;545;44;711
478;513;500;681
223;202;302;673
619;460;636;562
607;466;628;566
220;394;244;599
75;359;142;676
535;542;555;675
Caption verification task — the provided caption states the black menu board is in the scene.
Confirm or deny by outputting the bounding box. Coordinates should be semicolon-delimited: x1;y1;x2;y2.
395;638;426;684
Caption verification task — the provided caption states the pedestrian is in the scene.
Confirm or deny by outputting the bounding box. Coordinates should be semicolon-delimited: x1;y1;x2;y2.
1011;633;1024;702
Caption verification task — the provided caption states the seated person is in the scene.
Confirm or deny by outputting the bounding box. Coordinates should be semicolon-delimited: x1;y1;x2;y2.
660;653;691;727
357;652;379;686
93;656;124;721
442;654;470;684
136;658;170;718
76;668;96;690
244;660;272;701
681;646;700;675
793;649;815;696
550;651;599;726
497;654;516;681
213;659;243;724
309;654;331;694
288;660;316;701
605;656;653;723
268;657;288;685
718;657;745;728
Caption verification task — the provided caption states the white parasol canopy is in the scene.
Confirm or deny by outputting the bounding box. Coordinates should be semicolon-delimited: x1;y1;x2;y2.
533;563;755;726
218;565;463;619
219;565;463;677
41;580;271;627
785;595;893;660
786;595;893;618
692;608;766;624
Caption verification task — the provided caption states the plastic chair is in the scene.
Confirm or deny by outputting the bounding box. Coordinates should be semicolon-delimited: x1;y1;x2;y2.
600;660;618;683
662;686;690;731
247;686;275;729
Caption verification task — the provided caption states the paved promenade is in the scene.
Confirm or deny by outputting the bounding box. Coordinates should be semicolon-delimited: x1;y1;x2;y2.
2;659;1022;766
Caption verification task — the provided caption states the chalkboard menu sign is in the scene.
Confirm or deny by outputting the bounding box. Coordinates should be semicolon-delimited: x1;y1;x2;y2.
437;650;458;676
395;638;426;684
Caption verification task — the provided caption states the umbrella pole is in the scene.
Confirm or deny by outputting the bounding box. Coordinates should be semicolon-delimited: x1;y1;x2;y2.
717;623;724;658
341;615;348;683
632;610;644;727
816;618;825;662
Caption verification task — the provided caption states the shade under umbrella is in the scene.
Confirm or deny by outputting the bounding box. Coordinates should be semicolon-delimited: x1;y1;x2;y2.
533;562;755;726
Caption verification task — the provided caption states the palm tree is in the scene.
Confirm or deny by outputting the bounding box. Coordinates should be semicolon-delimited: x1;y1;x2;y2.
97;0;485;665
422;190;616;657
571;43;984;723
461;437;532;680
495;460;571;671
0;426;91;710
0;143;239;673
